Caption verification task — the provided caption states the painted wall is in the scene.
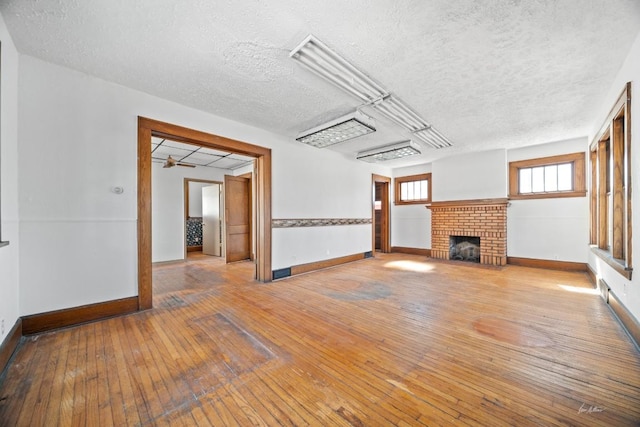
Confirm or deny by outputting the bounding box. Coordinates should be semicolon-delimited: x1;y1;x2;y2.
391;164;432;249
431;149;507;201
271;146;388;268
152;163;225;263
507;138;589;262
17;55;388;314
391;141;588;263
588;31;640;323
0;12;19;342
188;181;210;218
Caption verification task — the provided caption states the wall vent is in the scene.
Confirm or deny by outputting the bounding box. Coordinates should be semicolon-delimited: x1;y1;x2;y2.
272;268;291;280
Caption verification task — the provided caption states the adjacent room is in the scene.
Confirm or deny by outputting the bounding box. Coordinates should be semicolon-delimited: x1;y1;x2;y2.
1;1;639;425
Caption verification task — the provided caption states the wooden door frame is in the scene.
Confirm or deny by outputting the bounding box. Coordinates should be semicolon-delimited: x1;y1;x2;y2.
372;174;391;253
138;117;272;310
183;178;222;258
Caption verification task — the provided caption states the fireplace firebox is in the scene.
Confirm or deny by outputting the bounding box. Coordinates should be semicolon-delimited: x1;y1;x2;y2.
450;236;480;263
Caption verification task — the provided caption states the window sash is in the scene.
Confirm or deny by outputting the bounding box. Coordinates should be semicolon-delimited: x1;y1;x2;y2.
394;173;432;205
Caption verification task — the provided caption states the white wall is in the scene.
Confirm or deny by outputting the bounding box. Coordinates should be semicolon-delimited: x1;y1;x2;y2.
152;163;225;263
188;181;208;218
271;146;388;268
391;141;589;262
391;164;432;249
0;12;20;342
17;55;387;314
432;149;507;201
588;31;640;323
507;138;589;262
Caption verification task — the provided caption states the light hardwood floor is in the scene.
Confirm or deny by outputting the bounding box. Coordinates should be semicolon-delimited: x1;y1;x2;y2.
1;253;639;426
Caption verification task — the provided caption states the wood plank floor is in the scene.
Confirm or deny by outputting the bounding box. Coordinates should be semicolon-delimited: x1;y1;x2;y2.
1;253;639;426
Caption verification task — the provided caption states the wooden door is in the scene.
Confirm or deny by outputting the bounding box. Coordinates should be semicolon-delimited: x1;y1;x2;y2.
224;175;251;262
372;175;391;253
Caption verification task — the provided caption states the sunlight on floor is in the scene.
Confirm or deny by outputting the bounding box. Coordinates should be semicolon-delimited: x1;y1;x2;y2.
384;259;435;273
557;284;599;295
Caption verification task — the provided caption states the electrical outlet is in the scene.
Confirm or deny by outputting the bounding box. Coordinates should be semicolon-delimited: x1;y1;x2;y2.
1;319;4;336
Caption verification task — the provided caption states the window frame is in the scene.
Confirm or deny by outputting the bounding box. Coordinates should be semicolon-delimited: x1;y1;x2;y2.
589;82;632;279
508;152;586;200
394;173;432;205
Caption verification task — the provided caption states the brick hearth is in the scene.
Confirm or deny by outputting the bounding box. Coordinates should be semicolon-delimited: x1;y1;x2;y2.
427;198;508;266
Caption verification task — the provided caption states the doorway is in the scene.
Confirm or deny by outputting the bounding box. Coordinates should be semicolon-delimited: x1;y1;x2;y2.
184;179;223;257
372;174;391;253
138;117;272;310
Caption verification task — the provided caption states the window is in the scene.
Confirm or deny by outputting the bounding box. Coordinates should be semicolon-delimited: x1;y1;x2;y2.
394;173;431;205
508;152;586;200
590;82;632;279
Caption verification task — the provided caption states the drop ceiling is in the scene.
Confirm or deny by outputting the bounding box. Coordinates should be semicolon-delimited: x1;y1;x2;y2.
151;137;254;171
2;0;639;167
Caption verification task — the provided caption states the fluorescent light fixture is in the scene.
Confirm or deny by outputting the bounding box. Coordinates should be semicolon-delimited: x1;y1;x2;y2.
296;110;376;148
356;140;421;163
374;95;452;149
413;126;452;149
290;34;453;150
290;35;388;103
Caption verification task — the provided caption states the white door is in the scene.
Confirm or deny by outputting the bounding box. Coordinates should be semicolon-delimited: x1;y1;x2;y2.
202;185;221;256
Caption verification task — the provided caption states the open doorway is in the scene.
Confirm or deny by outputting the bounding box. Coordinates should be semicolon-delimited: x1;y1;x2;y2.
184;179;223;257
138;117;272;310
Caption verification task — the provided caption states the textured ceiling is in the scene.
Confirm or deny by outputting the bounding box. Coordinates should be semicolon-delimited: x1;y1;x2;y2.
2;0;640;167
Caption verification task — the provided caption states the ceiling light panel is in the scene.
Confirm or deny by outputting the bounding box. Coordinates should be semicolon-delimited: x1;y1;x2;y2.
290;35;387;103
356;140;421;163
296;110;375;148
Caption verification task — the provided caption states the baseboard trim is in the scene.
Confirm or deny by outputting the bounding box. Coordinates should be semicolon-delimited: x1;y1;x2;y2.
586;264;597;286
391;247;431;256
607;288;640;351
0;318;22;378
186;245;203;252
289;252;367;277
507;257;587;272
22;296;140;335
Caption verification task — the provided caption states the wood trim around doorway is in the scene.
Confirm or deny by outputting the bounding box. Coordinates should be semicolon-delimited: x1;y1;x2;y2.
372;174;391;253
137;117;272;310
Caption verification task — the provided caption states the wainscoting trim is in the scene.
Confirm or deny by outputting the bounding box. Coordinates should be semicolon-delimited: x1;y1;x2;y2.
0;318;22;378
22;296;140;335
507;257;587;272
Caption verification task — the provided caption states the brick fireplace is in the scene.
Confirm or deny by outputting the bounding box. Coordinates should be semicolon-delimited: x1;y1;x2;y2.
427;198;508;266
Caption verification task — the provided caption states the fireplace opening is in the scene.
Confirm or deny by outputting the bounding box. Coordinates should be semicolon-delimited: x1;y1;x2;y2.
450;236;480;263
